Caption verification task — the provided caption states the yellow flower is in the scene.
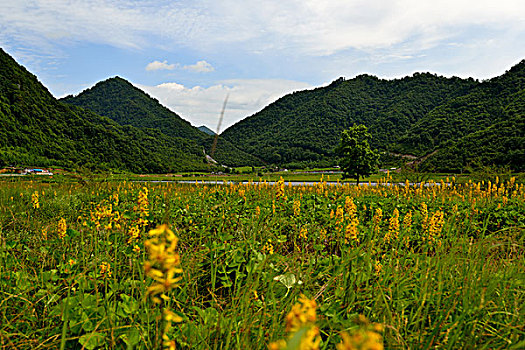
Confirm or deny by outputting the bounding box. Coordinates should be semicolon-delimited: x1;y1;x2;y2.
345;217;359;245
270;295;321;350
385;208;399;243
337;316;384;350
285;295;318;333
299;226;308;240
345;197;356;217
293;199;301;216
100;261;112;278
57;218;67;240
31;191;39;209
144;225;183;302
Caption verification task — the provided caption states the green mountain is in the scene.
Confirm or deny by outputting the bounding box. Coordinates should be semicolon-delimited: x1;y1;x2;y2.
0;48;208;172
397;61;525;171
221;73;477;167
221;63;524;171
62;78;261;167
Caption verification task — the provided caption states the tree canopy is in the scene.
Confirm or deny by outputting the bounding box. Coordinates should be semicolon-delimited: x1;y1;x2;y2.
336;124;379;184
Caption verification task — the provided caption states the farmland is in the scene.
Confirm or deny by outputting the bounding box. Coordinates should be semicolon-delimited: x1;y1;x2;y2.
0;176;524;349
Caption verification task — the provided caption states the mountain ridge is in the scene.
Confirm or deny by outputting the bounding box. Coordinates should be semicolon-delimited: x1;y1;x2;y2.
221;61;524;171
0;48;208;172
62;77;262;167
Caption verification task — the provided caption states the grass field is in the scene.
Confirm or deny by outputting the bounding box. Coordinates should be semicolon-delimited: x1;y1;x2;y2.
0;176;523;349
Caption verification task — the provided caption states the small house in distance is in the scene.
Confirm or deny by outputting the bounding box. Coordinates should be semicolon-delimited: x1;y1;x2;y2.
23;168;54;175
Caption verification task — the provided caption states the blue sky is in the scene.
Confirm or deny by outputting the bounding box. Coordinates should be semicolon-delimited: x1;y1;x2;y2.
1;0;525;130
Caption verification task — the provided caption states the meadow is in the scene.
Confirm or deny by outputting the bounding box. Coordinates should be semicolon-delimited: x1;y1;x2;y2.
0;175;523;349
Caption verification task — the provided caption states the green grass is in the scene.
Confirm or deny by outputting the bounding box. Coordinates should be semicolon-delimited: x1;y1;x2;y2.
0;177;524;349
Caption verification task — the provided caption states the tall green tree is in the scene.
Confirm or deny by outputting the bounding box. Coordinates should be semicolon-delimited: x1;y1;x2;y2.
336;124;379;184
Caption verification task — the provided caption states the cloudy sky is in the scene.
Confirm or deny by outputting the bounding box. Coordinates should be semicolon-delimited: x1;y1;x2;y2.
1;1;524;130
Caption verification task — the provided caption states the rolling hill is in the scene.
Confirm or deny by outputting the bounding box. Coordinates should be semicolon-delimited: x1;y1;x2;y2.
61;77;261;167
221;62;524;171
0;48;208;172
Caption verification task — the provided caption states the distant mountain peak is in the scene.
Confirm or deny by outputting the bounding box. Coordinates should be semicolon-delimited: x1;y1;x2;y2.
198;125;216;135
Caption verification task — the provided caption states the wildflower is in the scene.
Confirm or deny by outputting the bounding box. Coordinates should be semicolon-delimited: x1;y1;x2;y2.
263;239;274;255
428;211;445;245
374;261;382;276
345;217;359;245
255;206;261;217
276;177;285;199
299;226;308;240
270;295;321;350
31;191;39;209
100;262;112;278
372;208;382;233
128;225;140;244
133;245;141;253
162;308;183;349
384;209;399;243
135;187;149;217
335;206;344;233
337;315;384;350
57;218;67;240
345;197;356;218
420;203;428;232
402;211;412;232
42;227;48;240
293;199;301;217
144;225;183;303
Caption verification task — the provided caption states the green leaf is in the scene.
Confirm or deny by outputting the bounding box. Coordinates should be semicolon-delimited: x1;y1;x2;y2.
274;272;302;289
79;332;105;350
120;327;141;347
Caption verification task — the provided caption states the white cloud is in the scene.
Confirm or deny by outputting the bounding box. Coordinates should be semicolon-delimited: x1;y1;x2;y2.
2;0;524;57
183;60;214;73
145;60;177;71
137;79;312;130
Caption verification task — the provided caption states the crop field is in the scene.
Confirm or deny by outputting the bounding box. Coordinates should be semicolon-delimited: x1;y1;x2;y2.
0;176;524;349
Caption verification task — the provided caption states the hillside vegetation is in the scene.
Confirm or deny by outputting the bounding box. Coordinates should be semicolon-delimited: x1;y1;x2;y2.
62;78;261;167
0;48;210;172
222;63;525;171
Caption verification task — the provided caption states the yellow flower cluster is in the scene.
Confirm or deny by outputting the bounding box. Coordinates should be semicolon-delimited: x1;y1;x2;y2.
384;208;399;244
345;219;359;245
427;211;445;246
402;211;412;231
144;224;183;349
293;199;301;217
31;191;39;209
372;208;382;234
99;261;112;278
57;218;67;240
135;187;150;227
276;177;286;199
299;226;308;240
269;295;321;350
337;316;384;350
127;225;140;244
144;224;183;304
262;239;274;255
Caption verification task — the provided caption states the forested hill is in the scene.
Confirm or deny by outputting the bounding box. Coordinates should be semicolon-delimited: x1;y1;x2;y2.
396;60;525;171
62;77;261;166
0;48;208;172
221;63;524;171
221;73;477;167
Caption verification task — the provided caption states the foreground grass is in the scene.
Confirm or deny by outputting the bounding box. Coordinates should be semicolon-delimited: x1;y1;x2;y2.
0;177;523;349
